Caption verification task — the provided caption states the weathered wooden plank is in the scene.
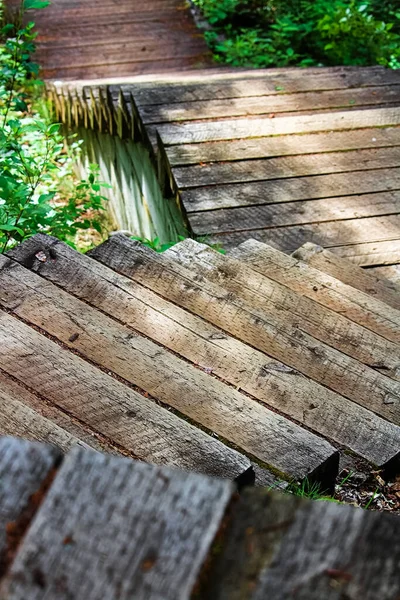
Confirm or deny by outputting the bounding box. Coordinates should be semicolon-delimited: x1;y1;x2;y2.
182;168;400;212
169;238;400;357
368;264;400;285
140;85;400;124
231;239;400;348
188;191;400;234
293;242;400;309
208;214;400;254
0;447;233;600
0;437;60;579
174;147;400;189
165;126;400;166
0;256;334;484
10;236;398;472
203;488;400;600
130;68;400;105
330;239;400;266
155;108;400;145
0;372;116;455
0;310;251;482
88;235;400;428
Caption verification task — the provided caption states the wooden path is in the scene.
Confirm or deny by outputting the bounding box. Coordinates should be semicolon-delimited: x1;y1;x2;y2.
1;436;400;600
10;0;212;80
2;232;400;493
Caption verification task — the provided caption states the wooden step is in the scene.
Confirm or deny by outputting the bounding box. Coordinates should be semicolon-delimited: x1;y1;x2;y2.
1;438;400;600
0;310;251;483
86;235;400;426
0;445;233;600
5;240;338;486
0;437;61;581
204;486;400;600
230;239;400;348
0;371;118;455
293;242;400;310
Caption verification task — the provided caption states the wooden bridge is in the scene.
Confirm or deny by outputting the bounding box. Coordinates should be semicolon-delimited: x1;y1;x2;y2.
1;436;399;599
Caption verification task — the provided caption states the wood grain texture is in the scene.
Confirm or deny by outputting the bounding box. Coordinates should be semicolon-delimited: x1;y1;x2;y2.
165;126;400;166
369;264;400;285
330;239;400;266
0;371;115;455
230;239;400;347
0;256;334;484
10;236;392;473
204;488;400;600
0;310;251;482
293;242;400;310
0;447;233;600
0;437;60;578
182;168;400;212
155;108;400;145
174;147;400;189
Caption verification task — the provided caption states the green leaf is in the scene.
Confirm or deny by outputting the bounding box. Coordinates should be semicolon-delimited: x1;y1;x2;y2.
0;224;24;236
23;0;50;9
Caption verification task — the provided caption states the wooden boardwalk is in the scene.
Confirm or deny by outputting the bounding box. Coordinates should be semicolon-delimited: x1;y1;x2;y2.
2;232;400;494
13;0;212;80
1;436;400;600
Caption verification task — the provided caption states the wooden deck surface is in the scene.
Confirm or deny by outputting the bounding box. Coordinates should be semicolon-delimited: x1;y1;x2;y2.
9;0;212;80
122;66;400;271
2;232;400;495
1;436;400;600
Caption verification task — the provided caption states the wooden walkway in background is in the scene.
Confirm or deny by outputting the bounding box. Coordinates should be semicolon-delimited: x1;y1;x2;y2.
2;436;400;600
124;66;400;272
12;0;212;79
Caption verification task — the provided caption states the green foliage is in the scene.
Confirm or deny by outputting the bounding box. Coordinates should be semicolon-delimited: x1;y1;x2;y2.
0;1;110;253
193;0;400;68
130;234;226;254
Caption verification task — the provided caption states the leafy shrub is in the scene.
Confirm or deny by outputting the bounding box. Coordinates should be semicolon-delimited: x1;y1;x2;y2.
193;0;400;68
0;0;110;253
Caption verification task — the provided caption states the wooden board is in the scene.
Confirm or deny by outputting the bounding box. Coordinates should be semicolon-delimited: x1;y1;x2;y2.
10;236;398;472
0;437;60;579
293;242;400;309
174;147;400;189
0;256;335;484
165;126;400;166
368;264;400;285
88;236;400;429
231;239;400;347
0;310;251;482
0;371;115;455
0;447;233;600
182;168;400;213
204;487;400;600
330;239;400;266
154;108;400;146
139;85;400;124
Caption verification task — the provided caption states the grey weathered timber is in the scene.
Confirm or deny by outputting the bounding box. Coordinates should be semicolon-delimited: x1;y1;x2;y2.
203;488;400;600
182;168;400;213
207;214;400;257
88;235;400;427
129;67;400;105
293;242;400;310
0;372;111;455
174;147;400;189
330;239;400;267
0;310;252;482
9;236;395;472
229;239;400;347
166;126;400;166
155;108;400;145
140;85;400;124
0;447;234;600
0;438;61;578
0;255;336;485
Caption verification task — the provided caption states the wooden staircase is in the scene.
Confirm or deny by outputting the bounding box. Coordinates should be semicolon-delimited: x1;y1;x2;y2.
1;436;399;599
1;232;400;492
